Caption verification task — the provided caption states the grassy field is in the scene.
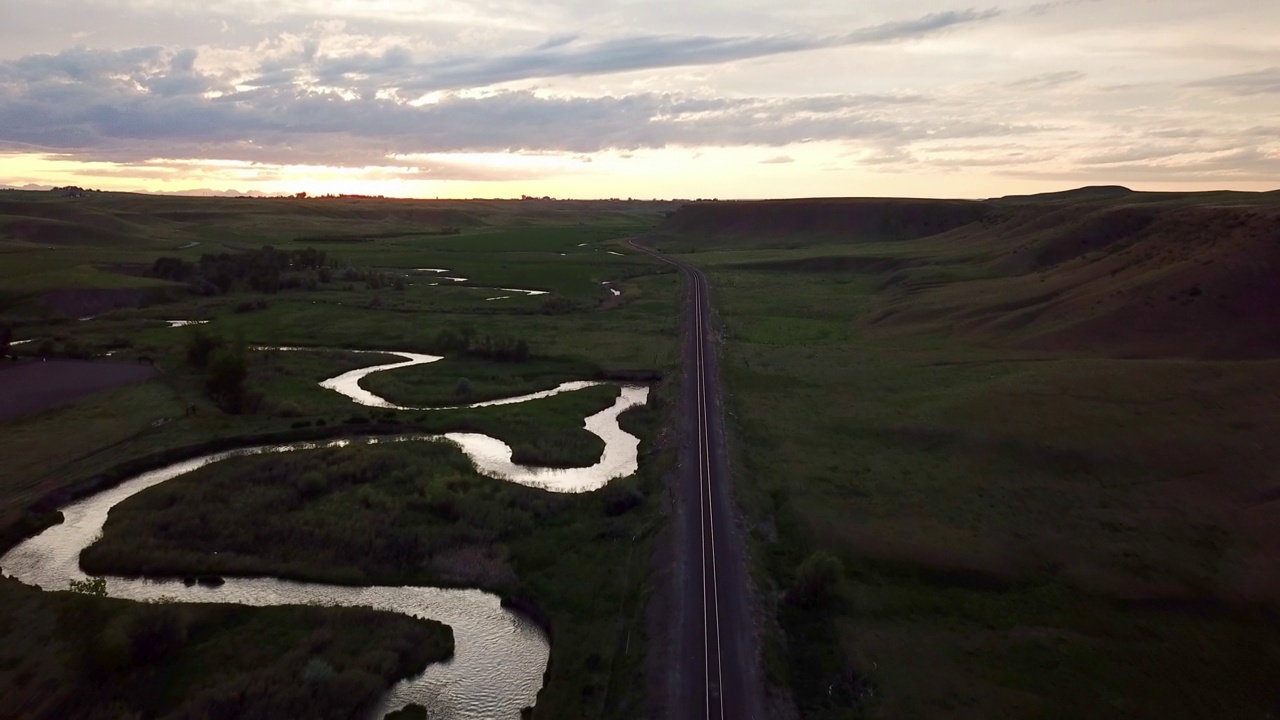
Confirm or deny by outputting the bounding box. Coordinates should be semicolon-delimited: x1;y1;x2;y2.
657;191;1280;719
0;190;681;719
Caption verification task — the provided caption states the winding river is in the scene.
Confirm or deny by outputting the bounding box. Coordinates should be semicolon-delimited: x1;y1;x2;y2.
1;346;652;718
409;268;548;298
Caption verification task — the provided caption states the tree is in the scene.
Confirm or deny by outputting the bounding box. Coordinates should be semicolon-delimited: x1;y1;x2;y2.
206;347;248;413
186;327;225;368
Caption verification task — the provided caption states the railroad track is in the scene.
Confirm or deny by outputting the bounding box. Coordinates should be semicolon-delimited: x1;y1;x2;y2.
627;239;762;720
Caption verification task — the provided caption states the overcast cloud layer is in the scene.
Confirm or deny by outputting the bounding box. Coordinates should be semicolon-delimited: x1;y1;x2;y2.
0;0;1276;196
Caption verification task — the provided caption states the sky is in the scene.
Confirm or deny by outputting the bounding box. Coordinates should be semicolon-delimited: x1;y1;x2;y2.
0;0;1276;199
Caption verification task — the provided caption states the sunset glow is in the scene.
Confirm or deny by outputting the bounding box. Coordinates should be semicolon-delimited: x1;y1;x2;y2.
2;1;1277;197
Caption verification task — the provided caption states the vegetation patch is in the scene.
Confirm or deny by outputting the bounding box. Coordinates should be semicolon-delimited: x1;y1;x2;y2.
0;575;451;720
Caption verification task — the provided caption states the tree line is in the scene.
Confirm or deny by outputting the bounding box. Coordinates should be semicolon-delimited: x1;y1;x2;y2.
150;247;334;295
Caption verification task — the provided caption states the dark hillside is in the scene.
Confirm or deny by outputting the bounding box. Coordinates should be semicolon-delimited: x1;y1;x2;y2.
662;189;1280;360
675;187;1280;718
875;199;1280;359
664;197;990;243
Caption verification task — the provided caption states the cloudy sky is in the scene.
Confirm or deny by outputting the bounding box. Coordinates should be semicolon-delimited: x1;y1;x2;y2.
0;0;1276;198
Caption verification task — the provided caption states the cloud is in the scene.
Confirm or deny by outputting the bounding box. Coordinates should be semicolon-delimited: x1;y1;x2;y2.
2;2;1274;191
1028;0;1104;16
1005;70;1085;90
534;33;581;52
1188;67;1280;95
302;9;1000;92
1007;148;1280;183
0;44;1043;169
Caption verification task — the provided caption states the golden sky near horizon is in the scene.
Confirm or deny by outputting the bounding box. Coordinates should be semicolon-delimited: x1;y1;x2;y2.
1;1;1277;198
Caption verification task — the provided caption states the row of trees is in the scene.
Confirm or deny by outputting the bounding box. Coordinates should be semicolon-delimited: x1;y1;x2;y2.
151;247;335;295
151;247;414;296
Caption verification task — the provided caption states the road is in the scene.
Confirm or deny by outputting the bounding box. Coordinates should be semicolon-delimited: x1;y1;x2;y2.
629;239;766;720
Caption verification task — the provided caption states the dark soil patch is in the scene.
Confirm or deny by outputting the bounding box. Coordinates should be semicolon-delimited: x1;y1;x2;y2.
0;359;159;421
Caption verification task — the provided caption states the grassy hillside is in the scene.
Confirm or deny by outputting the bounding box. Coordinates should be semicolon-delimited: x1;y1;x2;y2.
656;188;1280;719
664;189;1280;359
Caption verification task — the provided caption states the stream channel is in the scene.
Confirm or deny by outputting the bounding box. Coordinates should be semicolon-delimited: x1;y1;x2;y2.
1;347;651;719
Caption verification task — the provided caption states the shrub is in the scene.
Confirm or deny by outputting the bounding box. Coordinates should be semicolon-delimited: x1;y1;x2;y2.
61;337;92;360
124;605;192;665
234;299;268;313
386;704;428;720
301;657;336;685
275;400;304;418
603;488;644;517
186;328;225;368
540;296;576;314
789;551;843;608
68;577;107;596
